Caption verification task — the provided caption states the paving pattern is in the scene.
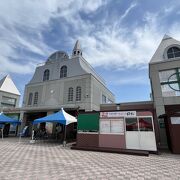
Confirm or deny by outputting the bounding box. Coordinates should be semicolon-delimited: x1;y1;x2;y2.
0;138;180;180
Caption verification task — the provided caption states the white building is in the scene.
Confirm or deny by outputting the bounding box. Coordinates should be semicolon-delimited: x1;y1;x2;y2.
149;35;180;149
0;74;20;110
20;40;114;133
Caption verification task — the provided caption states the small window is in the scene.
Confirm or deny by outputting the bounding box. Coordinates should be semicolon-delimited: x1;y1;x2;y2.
60;66;67;78
28;93;33;105
126;118;138;131
43;69;50;81
167;47;180;59
139;117;153;131
76;86;81;101
34;92;38;105
74;51;76;55
102;95;106;103
68;87;73;102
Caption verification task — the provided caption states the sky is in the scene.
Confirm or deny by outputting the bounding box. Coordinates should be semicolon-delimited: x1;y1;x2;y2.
0;0;180;105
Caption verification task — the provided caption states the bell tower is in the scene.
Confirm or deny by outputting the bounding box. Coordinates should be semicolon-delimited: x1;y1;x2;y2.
72;40;82;57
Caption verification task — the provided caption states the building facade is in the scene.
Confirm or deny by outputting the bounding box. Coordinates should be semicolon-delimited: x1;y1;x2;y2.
0;75;21;135
0;75;20;110
149;35;180;149
21;41;115;135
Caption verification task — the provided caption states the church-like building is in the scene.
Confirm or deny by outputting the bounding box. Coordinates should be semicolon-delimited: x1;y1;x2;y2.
20;40;114;134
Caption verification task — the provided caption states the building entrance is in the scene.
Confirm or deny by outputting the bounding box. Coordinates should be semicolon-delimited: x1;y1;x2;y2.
125;116;157;151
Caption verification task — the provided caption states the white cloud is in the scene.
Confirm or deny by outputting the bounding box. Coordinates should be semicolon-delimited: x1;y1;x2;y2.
0;0;180;76
0;0;106;75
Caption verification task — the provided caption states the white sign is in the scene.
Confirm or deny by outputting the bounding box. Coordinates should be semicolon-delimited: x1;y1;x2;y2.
111;119;124;134
100;120;110;133
100;111;136;118
171;117;180;124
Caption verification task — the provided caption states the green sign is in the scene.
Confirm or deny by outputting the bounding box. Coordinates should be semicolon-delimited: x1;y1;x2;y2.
78;113;99;131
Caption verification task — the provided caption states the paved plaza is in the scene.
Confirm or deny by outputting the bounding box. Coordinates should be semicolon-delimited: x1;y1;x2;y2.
0;138;180;180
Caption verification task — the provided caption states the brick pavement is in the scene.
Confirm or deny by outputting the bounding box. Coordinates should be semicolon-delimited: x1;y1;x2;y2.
0;138;180;180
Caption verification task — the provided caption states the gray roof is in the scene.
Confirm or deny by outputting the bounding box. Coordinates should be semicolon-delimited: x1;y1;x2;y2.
149;34;180;64
29;40;105;85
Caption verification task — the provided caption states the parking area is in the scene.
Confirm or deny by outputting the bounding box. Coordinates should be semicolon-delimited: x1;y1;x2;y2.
0;138;180;180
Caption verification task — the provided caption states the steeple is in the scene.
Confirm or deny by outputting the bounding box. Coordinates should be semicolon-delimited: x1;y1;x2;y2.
162;34;172;41
0;74;20;95
72;40;82;57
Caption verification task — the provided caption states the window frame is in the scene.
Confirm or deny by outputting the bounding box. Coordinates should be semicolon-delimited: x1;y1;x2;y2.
68;87;73;102
167;47;180;59
159;68;180;94
33;92;38;105
76;86;81;101
60;65;67;78
43;69;50;81
28;93;33;105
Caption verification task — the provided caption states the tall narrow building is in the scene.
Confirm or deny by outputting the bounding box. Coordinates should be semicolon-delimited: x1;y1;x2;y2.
149;35;180;148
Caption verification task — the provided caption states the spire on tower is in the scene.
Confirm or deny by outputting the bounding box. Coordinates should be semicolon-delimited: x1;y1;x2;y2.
72;40;82;57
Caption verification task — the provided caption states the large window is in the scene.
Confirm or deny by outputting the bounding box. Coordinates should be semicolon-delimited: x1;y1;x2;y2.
43;69;50;81
1;96;16;107
33;92;38;105
167;47;180;59
76;86;81;101
28;93;33;105
68;87;73;102
159;68;180;97
60;66;67;78
126;117;153;132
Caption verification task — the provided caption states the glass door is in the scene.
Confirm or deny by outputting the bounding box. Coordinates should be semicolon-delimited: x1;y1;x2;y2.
125;116;157;151
125;117;140;150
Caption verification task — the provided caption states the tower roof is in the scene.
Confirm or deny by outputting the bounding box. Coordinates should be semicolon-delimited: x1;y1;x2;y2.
0;75;20;95
162;34;172;40
149;35;180;64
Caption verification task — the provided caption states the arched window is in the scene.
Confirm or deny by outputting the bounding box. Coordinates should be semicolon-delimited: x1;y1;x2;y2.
76;86;81;101
43;69;50;81
68;87;73;102
28;93;33;105
34;92;38;105
167;47;180;59
60;66;67;78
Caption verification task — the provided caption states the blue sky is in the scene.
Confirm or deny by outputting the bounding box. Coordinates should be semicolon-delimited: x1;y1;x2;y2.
0;0;180;105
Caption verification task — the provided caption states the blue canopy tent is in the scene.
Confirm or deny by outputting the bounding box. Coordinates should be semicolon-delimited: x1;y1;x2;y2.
33;108;77;145
0;113;21;139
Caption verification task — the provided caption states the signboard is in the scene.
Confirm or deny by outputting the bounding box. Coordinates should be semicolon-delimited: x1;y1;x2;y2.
171;117;180;124
100;111;136;118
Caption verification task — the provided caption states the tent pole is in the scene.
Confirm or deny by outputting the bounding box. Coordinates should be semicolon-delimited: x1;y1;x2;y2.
31;124;34;140
18;122;22;143
63;124;66;147
2;128;3;140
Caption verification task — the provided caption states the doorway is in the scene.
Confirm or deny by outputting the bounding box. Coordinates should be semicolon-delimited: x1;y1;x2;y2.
125;116;157;151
